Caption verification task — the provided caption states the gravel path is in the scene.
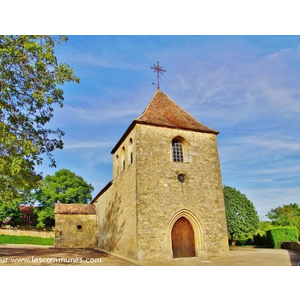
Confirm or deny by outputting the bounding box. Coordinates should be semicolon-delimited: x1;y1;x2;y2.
0;244;299;266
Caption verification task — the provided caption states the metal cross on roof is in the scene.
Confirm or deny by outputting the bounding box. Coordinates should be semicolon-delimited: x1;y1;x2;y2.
150;61;166;89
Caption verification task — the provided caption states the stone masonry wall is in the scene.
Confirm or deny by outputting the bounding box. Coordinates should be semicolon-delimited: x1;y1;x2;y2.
55;214;97;248
96;129;138;260
282;241;300;252
135;124;229;260
0;228;54;239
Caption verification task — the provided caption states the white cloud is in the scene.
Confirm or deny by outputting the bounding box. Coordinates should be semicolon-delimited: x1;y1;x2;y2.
59;105;141;124
245;136;300;151
163;42;300;130
64;141;114;150
244;186;300;219
67;53;143;70
50;36;300;219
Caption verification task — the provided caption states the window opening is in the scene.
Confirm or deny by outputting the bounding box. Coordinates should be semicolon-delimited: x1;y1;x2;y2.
172;139;184;162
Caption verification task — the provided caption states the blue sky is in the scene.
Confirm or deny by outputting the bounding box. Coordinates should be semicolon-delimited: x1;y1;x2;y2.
37;36;300;220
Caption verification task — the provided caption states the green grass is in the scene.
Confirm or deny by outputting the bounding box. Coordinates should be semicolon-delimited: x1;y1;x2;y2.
0;235;54;246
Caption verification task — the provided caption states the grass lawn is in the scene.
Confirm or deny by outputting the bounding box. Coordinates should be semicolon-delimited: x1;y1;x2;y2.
0;235;54;246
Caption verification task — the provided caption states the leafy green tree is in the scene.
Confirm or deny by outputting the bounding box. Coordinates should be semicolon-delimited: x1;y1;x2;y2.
253;221;274;245
34;169;94;228
258;220;273;232
0;35;79;202
223;186;259;245
0;199;21;227
266;203;300;237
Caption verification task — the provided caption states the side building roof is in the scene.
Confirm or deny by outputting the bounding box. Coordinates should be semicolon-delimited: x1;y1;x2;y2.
55;204;96;215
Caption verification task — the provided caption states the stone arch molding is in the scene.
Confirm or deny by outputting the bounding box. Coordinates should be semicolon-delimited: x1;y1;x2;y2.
168;209;204;257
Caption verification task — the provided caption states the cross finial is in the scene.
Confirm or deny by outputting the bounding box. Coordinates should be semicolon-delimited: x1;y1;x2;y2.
150;61;166;89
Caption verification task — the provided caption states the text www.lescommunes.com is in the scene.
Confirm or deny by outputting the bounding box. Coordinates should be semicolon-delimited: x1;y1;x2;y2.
0;256;102;264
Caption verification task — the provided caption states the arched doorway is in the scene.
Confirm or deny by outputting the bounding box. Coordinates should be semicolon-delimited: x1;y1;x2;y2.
171;217;196;258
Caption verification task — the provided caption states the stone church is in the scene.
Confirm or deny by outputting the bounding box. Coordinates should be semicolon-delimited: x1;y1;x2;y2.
55;89;229;261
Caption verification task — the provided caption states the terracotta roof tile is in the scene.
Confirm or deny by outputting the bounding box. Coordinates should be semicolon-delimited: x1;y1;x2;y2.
135;90;218;134
54;204;96;215
19;206;35;213
111;90;218;154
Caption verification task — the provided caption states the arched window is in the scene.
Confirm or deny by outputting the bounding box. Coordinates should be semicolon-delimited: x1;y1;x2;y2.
129;138;133;164
115;154;119;177
172;138;184;162
121;147;126;171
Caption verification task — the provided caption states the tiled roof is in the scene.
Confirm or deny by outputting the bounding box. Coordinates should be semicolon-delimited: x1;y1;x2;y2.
135;90;218;134
111;90;218;154
54;204;96;215
19;206;35;213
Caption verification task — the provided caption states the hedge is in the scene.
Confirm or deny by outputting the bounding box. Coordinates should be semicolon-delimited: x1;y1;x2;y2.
265;227;298;249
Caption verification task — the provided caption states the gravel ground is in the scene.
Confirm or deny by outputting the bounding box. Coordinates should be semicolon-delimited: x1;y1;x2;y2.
0;244;299;266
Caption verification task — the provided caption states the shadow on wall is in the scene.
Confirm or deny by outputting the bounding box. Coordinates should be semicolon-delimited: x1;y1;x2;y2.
282;242;300;266
100;193;125;252
286;249;300;266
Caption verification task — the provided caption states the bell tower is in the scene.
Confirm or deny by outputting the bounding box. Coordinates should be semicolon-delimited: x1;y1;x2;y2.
132;90;229;260
94;89;229;261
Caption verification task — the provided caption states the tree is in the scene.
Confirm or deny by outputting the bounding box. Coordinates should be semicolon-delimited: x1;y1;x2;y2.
223;186;259;245
0;35;79;202
266;203;300;237
258;220;273;232
34;169;94;228
0;199;21;227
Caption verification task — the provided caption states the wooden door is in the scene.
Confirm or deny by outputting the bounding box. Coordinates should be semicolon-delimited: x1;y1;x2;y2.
171;217;196;258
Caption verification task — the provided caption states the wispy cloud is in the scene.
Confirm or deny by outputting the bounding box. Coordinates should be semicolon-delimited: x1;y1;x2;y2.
64;141;114;150
244;136;300;151
70;53;142;70
41;36;300;218
53;87;153;126
244;186;300;219
58;104;141;124
163;41;300;130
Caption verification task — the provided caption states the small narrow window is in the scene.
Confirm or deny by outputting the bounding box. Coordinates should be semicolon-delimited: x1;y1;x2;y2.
121;147;126;171
115;155;120;177
172;139;184;162
130;152;133;164
129;138;133;165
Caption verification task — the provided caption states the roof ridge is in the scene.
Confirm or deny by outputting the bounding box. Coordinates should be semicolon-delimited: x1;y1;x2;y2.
160;91;215;131
135;89;218;134
135;89;162;121
54;203;96;215
111;90;218;154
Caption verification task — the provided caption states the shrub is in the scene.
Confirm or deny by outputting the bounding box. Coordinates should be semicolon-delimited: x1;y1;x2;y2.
265;227;298;249
253;233;263;246
236;238;254;246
